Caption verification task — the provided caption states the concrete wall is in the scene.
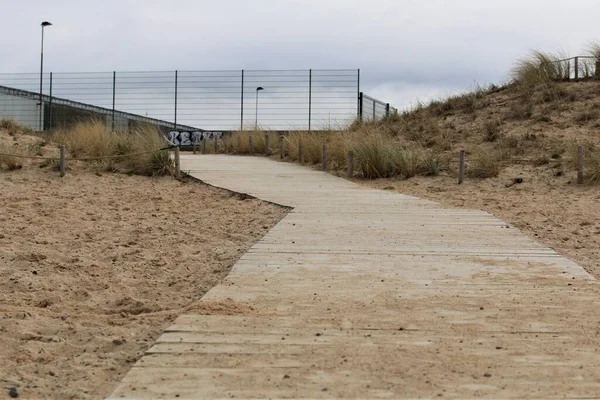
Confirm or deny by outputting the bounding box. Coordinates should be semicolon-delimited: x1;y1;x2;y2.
0;92;42;130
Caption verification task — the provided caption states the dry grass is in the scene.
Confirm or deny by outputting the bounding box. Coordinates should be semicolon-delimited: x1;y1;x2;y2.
587;41;600;61
466;150;502;178
0;119;34;136
512;51;569;87
50;120;172;176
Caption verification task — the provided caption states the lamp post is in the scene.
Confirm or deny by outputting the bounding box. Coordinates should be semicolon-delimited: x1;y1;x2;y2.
255;86;264;130
39;21;52;132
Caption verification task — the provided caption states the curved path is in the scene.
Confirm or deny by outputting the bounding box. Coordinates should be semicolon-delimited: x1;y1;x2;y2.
109;155;600;399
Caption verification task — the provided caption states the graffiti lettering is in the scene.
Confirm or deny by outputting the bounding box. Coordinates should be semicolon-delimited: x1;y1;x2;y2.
167;131;224;146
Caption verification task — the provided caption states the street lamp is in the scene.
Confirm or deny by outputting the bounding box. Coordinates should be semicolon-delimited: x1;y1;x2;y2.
255;86;264;130
39;21;52;132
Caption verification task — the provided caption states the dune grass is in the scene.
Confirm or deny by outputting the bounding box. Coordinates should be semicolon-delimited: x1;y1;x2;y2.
50;120;173;176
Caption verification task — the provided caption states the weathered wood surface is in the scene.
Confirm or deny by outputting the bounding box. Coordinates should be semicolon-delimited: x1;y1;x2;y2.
109;155;600;399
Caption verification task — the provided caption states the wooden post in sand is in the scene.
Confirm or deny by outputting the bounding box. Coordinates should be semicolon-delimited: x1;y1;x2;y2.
192;144;197;154
458;150;465;185
249;136;253;155
265;133;270;156
322;143;327;170
214;136;218;153
347;150;354;178
202;139;207;155
298;141;303;164
280;135;284;159
174;146;181;180
59;145;66;177
577;145;584;184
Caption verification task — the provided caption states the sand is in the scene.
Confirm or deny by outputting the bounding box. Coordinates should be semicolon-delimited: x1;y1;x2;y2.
364;162;600;278
0;168;287;399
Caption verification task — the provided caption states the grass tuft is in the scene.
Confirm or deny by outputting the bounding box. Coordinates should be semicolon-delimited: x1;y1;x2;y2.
467;150;502;178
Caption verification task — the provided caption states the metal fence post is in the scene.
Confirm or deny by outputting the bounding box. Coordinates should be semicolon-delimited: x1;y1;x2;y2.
240;69;244;130
372;101;376;121
574;57;579;81
111;71;116;131
385;103;390;119
308;69;312;131
358;92;363;123
48;72;53;131
357;69;360;119
174;70;178;129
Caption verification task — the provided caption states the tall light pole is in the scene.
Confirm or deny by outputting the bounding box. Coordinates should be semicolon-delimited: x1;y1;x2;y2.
39;21;52;132
255;86;264;130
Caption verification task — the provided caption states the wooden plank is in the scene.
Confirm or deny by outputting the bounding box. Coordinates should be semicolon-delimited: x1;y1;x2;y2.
109;155;600;399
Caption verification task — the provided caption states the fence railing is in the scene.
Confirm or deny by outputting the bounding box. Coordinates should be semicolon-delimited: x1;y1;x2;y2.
358;92;397;123
546;56;600;81
0;69;390;133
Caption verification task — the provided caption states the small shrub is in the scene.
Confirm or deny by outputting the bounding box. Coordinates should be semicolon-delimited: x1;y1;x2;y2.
422;152;446;176
124;125;173;176
467;151;502;178
354;134;394;179
507;100;534;120
0;119;33;136
482;119;503;142
574;109;600;124
393;147;422;178
585;153;600;184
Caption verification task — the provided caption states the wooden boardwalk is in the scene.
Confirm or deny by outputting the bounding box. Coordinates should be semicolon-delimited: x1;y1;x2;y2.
109;155;600;399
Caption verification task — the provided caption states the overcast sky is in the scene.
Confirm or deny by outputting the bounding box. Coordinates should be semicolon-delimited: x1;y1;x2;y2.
1;0;599;111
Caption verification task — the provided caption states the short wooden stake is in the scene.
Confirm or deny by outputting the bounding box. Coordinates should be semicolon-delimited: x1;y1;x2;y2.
214;136;218;153
298;141;303;164
322;143;327;170
59;144;66;177
458;149;465;185
279;135;284;159
202;139;207;155
577;145;584;184
265;133;270;156
249;136;253;155
174;146;181;180
347;150;354;178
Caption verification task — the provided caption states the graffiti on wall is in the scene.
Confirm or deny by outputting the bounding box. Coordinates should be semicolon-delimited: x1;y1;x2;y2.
167;131;224;146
